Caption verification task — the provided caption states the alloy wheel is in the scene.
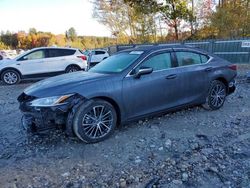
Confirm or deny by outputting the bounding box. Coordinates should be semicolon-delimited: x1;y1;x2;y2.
210;84;226;108
3;71;18;84
81;105;113;139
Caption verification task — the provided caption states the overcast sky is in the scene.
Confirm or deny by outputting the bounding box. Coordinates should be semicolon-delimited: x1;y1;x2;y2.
0;0;111;36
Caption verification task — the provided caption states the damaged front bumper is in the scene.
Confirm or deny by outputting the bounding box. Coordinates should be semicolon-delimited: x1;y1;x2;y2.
18;93;84;134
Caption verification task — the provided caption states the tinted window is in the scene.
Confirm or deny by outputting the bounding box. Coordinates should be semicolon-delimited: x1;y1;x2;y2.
139;53;172;71
89;52;141;73
22;50;45;60
176;52;209;66
48;49;76;57
94;51;106;55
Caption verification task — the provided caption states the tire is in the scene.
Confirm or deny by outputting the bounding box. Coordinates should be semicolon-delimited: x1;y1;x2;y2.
1;69;21;85
65;65;80;73
73;99;117;143
202;80;227;110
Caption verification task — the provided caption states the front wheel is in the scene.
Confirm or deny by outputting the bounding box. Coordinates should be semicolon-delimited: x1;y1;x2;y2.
1;69;21;85
203;80;227;110
73;99;117;143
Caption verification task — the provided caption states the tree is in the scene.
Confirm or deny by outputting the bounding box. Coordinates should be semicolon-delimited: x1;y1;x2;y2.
0;31;18;49
93;0;160;43
159;0;191;40
124;0;159;43
29;28;37;35
66;27;77;42
210;0;250;38
93;0;132;43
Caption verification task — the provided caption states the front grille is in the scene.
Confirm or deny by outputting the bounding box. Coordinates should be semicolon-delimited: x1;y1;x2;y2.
17;92;36;103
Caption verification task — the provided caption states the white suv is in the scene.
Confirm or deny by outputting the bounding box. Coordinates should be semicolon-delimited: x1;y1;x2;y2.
85;50;109;66
0;47;88;85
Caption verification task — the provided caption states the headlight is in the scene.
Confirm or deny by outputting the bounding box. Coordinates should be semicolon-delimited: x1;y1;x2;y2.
29;94;74;107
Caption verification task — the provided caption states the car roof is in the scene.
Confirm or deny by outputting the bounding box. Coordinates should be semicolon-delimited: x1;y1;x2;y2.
121;44;207;54
31;47;79;51
92;49;107;52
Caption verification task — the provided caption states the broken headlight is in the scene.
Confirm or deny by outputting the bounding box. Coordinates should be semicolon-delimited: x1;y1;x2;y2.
29;94;74;107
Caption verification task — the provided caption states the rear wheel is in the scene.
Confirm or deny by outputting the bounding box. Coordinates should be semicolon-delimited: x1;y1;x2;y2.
203;80;227;110
1;69;20;85
73;99;117;143
65;65;80;73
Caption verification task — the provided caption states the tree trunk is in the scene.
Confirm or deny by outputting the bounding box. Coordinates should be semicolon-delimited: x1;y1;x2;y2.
174;20;179;40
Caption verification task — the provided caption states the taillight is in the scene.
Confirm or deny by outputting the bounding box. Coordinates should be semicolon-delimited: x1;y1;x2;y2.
77;55;87;61
228;64;237;71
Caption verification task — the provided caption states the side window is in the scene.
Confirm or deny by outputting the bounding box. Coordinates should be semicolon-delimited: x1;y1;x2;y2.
139;53;172;71
22;50;45;60
60;49;76;56
48;49;60;58
48;49;75;57
95;51;106;55
200;54;209;64
176;52;202;66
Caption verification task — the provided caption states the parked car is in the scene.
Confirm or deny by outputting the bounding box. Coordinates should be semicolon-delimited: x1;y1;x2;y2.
0;50;12;60
0;47;87;85
18;45;237;143
84;49;109;66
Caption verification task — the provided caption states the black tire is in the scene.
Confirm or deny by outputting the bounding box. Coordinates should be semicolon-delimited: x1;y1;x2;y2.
1;69;21;85
202;80;227;110
73;99;117;143
65;65;80;73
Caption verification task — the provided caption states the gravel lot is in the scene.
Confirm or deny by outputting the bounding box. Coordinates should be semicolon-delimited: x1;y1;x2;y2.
0;66;250;188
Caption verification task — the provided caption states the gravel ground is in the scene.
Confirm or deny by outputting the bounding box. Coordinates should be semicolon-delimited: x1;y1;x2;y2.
0;65;250;188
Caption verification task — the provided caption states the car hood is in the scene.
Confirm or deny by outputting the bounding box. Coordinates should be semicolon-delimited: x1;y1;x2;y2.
0;59;15;66
24;71;110;97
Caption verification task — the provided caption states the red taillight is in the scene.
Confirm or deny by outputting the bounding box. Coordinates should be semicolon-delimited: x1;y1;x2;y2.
228;64;237;71
77;55;87;61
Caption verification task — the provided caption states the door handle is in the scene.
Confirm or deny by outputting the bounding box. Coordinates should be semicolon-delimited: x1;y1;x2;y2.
205;67;213;72
165;74;177;79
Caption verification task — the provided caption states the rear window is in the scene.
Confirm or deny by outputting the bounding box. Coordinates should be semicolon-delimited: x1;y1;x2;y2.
94;51;106;55
48;49;76;57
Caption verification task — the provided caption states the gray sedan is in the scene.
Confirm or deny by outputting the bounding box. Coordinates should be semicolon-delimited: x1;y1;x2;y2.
18;45;237;143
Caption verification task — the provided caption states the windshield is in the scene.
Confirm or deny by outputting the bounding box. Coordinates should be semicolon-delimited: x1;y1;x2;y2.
14;50;31;60
89;52;142;73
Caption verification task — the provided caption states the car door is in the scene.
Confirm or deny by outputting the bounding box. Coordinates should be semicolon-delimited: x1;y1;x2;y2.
16;49;48;76
46;49;76;72
122;50;183;120
173;50;210;105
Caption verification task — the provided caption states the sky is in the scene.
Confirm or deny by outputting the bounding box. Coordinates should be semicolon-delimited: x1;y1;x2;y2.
0;0;111;36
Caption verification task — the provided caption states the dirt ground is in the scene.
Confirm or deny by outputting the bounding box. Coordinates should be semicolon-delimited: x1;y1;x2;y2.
0;65;249;188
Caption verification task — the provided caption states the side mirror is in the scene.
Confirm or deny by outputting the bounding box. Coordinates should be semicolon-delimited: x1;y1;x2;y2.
134;67;153;78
